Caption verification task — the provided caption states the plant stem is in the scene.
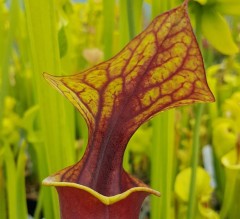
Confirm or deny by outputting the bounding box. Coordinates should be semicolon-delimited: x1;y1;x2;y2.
103;0;115;59
187;7;206;218
151;116;162;219
187;104;204;219
119;0;130;48
4;143;18;219
126;0;143;39
151;110;175;219
0;148;7;219
126;0;135;39
16;140;28;218
3;142;28;219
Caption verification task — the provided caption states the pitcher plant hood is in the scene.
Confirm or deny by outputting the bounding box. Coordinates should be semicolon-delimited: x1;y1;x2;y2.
43;0;214;218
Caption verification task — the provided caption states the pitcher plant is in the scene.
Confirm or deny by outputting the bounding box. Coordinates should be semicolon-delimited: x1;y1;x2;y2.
43;0;214;218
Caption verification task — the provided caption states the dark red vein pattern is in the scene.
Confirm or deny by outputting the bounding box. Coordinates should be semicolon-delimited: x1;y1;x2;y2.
44;3;214;196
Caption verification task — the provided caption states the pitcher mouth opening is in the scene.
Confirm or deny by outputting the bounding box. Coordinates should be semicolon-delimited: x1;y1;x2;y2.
43;175;160;205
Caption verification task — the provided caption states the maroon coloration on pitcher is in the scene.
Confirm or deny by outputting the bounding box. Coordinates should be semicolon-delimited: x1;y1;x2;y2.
43;1;214;218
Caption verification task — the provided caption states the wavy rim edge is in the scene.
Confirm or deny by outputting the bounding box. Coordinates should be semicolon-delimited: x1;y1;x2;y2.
43;176;160;205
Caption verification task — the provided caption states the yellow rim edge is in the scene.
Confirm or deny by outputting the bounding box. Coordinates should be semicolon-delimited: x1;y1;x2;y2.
221;149;240;170
42;176;160;205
